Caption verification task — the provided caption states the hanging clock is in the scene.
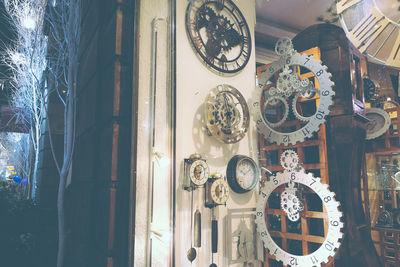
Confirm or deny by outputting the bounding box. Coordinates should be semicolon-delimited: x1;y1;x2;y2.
205;173;230;207
255;150;344;266
226;155;259;193
205;84;249;143
251;38;335;145
337;0;400;69
365;107;391;140
184;153;210;190
185;0;252;75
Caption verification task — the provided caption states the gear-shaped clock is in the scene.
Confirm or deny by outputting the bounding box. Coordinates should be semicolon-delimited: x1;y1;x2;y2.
252;38;335;145
337;0;400;69
205;84;249;143
185;0;252;75
255;150;344;266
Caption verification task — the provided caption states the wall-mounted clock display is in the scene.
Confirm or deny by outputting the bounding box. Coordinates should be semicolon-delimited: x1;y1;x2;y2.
365;107;391;140
337;0;400;68
185;0;252;74
255;151;344;266
251;38;335;146
184;154;210;189
206;173;230;207
226;155;258;193
205;84;249;143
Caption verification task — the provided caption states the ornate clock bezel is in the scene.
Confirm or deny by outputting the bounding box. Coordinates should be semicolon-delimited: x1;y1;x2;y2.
184;154;210;188
251;47;335;146
226;155;259;193
255;166;344;266
337;0;400;69
205;84;250;144
185;0;252;75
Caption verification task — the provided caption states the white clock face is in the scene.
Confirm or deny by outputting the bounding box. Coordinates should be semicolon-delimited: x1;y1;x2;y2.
189;160;209;186
210;179;230;204
236;159;257;190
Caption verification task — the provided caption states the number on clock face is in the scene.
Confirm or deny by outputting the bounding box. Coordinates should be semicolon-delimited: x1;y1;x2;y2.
210;179;229;204
237;159;256;189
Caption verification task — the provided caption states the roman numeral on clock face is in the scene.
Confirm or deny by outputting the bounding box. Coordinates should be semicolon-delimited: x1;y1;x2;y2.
347;6;390;53
336;0;362;15
387;32;400;68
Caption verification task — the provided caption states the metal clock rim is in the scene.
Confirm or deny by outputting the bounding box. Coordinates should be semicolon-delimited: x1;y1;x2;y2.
205;84;250;144
255;170;344;266
251;53;335;146
185;0;252;75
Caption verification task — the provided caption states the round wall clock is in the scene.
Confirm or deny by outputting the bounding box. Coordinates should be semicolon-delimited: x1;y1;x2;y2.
185;0;252;74
205;173;230;207
205;84;249;143
226;155;259;193
184;153;210;187
251;38;335;146
337;0;400;69
365;107;391;140
255;151;344;266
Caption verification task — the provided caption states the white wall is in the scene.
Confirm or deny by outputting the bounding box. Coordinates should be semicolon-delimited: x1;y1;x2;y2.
175;0;259;266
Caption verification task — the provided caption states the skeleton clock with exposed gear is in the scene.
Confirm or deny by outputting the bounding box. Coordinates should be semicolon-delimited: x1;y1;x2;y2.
256;151;344;266
252;38;335;146
185;0;252;75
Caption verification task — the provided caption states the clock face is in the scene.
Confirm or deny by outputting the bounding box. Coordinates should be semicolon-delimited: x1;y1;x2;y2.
205;84;249;143
210;178;230;204
365;107;391;140
227;155;258;193
189;160;209;186
185;0;252;74
337;0;400;68
236;158;257;190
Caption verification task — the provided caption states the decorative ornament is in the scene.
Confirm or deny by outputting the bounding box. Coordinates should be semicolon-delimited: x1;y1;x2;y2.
252;38;335;146
256;150;344;266
365;108;391;140
205;84;249;143
185;0;252;74
21;178;28;185
337;0;400;69
13;175;21;183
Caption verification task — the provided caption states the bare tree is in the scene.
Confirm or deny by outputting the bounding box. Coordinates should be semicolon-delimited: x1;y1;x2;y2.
3;0;47;198
46;0;81;266
2;0;81;266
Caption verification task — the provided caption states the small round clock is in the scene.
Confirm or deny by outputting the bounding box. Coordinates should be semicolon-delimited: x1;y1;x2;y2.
205;84;249;144
226;155;259;193
206;173;230;207
185;154;210;187
185;0;252;75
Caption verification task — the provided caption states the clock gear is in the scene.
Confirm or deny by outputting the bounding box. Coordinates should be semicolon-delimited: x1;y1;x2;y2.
256;150;344;266
251;38;335;145
185;0;252;74
205;84;249;143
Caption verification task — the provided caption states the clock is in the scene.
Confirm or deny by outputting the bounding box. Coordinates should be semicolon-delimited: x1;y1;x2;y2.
251;38;335;145
337;0;400;69
205;173;230;207
184;154;210;189
255;150;344;266
185;0;252;75
205;84;249;143
365;107;391;140
226;155;258;193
